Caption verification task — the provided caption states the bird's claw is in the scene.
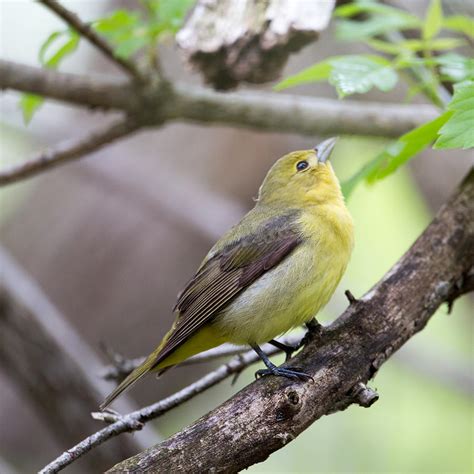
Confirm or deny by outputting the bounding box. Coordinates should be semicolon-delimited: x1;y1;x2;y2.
255;366;313;382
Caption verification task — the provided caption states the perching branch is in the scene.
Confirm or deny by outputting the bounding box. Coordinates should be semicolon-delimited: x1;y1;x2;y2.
40;341;289;474
38;0;143;80
0;117;139;186
106;167;474;473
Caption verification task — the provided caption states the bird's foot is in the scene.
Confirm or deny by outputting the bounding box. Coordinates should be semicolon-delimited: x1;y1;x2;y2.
255;365;313;382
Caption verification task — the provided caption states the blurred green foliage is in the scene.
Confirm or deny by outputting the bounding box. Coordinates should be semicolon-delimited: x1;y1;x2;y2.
19;0;195;123
275;0;474;198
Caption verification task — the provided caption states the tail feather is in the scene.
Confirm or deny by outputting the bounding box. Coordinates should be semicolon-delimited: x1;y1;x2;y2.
100;355;156;410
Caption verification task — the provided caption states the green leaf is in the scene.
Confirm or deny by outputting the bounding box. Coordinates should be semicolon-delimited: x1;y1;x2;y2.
19;94;44;124
436;54;474;82
39;29;80;68
423;0;443;40
19;29;79;124
273;61;331;90
435;80;474;149
335;1;420;25
329;56;398;97
147;0;195;34
366;39;405;55
94;9;149;58
368;113;451;181
336;15;420;41
398;37;465;52
342;113;450;196
275;55;398;96
443;15;474;39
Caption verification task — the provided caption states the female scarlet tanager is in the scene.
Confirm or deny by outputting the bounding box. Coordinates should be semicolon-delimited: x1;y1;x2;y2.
101;137;354;409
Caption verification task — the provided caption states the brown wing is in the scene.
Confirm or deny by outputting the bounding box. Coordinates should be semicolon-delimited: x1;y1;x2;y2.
153;214;302;366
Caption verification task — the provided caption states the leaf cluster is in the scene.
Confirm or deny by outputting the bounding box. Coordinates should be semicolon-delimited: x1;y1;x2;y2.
275;0;474;197
20;0;194;123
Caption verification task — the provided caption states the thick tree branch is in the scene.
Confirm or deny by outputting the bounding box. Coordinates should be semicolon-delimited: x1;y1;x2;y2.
40;343;283;474
0;60;438;138
38;0;143;79
0;117;139;186
107;168;474;473
0;59;439;187
0;60;133;110
169;83;437;138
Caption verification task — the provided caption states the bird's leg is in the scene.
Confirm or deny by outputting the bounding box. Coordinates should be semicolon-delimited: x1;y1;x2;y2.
268;339;299;361
251;344;312;381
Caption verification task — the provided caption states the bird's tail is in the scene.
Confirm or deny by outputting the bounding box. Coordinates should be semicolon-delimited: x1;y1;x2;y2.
100;352;158;411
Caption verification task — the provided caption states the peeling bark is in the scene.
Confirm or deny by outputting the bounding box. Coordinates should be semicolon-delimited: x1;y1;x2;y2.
177;0;335;89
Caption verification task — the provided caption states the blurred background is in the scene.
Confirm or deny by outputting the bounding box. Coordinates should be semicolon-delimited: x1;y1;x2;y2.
0;1;473;473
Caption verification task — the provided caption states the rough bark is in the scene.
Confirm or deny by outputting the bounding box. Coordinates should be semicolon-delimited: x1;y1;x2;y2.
177;0;335;89
108;168;474;473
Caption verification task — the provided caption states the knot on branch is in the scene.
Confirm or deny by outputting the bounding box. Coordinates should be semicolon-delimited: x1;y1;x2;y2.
274;388;303;423
328;382;379;414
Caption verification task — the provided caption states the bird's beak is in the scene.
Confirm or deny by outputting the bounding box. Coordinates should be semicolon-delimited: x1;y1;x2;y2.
315;137;338;163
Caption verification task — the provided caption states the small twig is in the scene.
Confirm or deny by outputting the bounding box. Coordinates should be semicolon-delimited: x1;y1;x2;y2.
344;290;358;305
0;118;139;186
38;0;143;80
101;334;304;382
40;345;283;474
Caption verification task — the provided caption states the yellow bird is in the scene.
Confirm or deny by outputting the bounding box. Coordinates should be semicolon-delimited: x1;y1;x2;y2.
101;138;354;409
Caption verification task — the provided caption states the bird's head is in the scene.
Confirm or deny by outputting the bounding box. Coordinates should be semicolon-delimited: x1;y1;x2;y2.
257;138;344;207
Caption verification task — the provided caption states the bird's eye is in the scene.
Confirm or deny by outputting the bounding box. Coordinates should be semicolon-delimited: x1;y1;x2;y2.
296;160;309;172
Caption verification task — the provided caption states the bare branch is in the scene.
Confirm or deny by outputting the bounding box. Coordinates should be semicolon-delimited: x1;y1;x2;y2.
0;117;139;186
39;344;279;474
170;83;438;138
0;60;132;110
1;60;438;140
106;168;474;473
38;0;143;79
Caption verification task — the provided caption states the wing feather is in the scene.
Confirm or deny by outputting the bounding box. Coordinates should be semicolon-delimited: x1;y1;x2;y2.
153;213;302;367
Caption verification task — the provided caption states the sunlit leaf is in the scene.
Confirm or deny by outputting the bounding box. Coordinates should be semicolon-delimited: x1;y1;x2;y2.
19;94;44;124
20;29;79;124
39;29;80;68
436;54;474;82
423;0;443;40
335;1;420;22
443;15;474;39
329;56;398;97
273;61;331;90
342;113;450;197
435;80;474;149
147;0;195;34
398;37;465;52
367;113;450;181
336;15;420;41
94;9;149;58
